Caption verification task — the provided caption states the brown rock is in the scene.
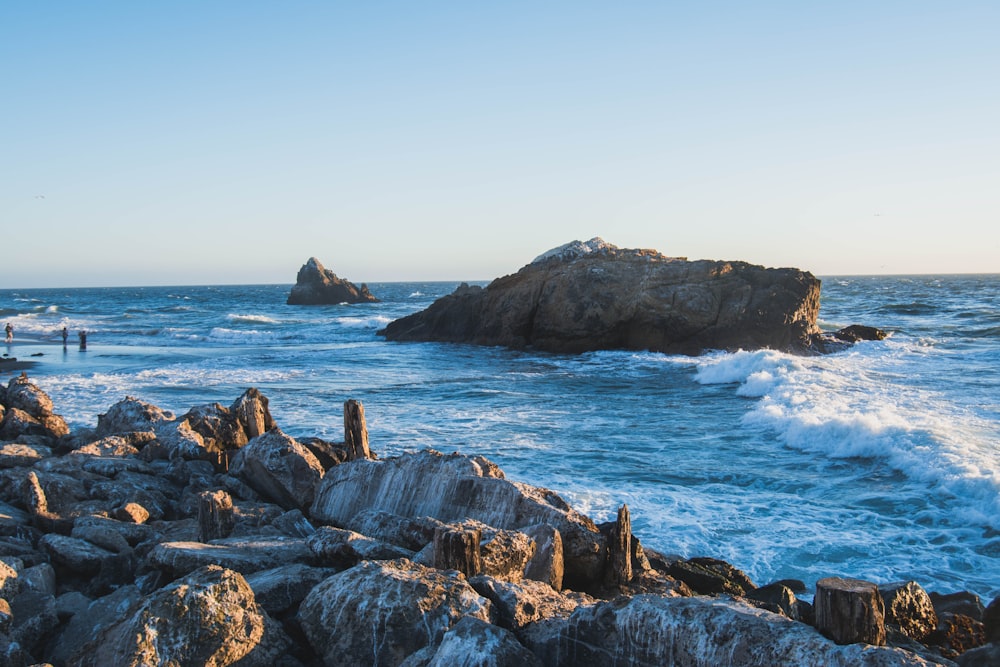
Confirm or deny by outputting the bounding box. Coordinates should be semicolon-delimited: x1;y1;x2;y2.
380;238;821;355
287;257;379;305
880;581;938;641
230;388;275;441
114;502;150;525
814;577;887;646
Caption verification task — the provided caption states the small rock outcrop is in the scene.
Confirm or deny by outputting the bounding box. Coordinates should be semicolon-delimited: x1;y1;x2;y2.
379;238;823;355
286;257;379;305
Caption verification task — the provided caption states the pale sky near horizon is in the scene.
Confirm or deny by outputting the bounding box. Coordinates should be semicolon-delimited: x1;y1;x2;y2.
3;2;998;288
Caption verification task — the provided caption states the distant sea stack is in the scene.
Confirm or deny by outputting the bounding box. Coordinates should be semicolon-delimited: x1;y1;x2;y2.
287;257;379;305
379;238;823;355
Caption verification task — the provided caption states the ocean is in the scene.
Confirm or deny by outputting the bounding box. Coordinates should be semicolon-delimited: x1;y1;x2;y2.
2;275;998;602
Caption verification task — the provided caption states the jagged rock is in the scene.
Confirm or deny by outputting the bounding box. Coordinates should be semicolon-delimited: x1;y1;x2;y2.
66;565;288;667
834;324;889;342
0;560;18;599
744;582;802;620
310;449;604;589
469;574;595;632
114;502;150;525
244;563;336;616
522;523;564;591
521;594;940;666
229;428;325;511
4;375;55;418
380;238;822;355
145;536;312;578
0;598;11;634
230;388;276;441
931;591;985;622
0;442;51;468
433;524;482;577
70;522;131;554
96;396;175;437
287;257;379;305
667;556;756;596
18;562;56;595
344;509;444;552
270;508;316;538
881;581;938;642
306;525;413;568
0;406;67;441
928;613;985;659
73;515;158;547
298;558;491;667
198;489;235;542
70;436;141;458
419;615;544;667
181;402;248;451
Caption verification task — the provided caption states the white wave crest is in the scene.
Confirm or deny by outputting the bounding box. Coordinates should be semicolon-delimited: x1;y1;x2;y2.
334;315;393;329
227;313;278;324
207;327;277;344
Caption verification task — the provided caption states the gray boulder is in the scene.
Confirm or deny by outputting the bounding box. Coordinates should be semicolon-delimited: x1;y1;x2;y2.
310;449;604;590
229;428;325;511
96;396;175;437
521;594;945;666
379;238;821;355
145;536;312;578
420;615;543;667
298;558;492;666
66;565;287;667
287;257;379;305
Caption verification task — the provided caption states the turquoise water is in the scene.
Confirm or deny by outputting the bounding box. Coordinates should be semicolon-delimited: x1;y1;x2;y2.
2;276;998;601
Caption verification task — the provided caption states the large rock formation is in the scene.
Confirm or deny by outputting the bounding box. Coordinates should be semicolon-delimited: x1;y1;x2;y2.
379;238;822;355
286;257;379;305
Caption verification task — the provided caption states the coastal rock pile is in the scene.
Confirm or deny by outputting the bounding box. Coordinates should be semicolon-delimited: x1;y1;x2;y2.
286;257;379;305
1;374;995;666
379;238;886;355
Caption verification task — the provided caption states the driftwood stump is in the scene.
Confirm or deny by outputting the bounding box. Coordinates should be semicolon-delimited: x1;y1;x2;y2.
433;526;481;578
815;577;886;646
343;399;373;461
198;490;235;542
608;503;633;586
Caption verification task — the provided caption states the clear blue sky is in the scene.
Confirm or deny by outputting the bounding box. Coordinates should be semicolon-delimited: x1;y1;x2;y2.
3;2;998;287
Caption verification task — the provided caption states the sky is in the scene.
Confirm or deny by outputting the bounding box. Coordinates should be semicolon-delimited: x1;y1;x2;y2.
2;2;999;287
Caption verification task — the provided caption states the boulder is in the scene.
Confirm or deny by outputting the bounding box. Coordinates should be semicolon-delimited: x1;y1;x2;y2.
522;523;565;591
298;558;492;667
930;591;985;621
65;565;287;667
145;536;312;578
420;615;544;667
468;574;595;632
880;581;938;642
229;388;276;441
345;509;444;552
4;375;55;418
306;525;414;568
244;563;335;616
96;396;175;437
0;442;51;468
379;238;822;355
521;594;941;666
181;402;248;451
46;585;143;666
984;595;999;642
286;257;379;305
39;534;118;575
0;406;67;441
229;428;325;511
310;449;605;589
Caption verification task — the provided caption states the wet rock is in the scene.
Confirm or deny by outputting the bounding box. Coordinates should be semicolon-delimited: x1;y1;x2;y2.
931;591;985;622
469;574;595;632
421;615;543;667
146;536;312;578
307;525;413;569
298;558;491;666
521;594;936;666
229;428;324;511
927;613;986;659
984;595;999;642
522;523;564;591
96;396;175;437
244;563;336;616
744;582;802;620
815;577;887;646
310;449;604;590
287;257;379;305
66;565;287;667
834;324;888;342
881;581;938;642
667;556;756;596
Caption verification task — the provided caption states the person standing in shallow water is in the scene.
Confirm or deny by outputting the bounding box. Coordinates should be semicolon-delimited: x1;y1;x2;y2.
4;323;12;343
78;330;87;350
61;326;68;347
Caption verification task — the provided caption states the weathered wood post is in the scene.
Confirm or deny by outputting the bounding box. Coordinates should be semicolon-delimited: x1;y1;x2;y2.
433;526;482;578
815;577;887;645
343;399;373;461
198;490;235;542
607;503;633;586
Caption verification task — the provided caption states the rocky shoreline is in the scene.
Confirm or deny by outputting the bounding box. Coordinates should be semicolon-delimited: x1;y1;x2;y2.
1;374;996;666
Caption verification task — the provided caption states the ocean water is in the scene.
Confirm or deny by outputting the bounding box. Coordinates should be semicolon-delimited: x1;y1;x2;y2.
2;276;998;602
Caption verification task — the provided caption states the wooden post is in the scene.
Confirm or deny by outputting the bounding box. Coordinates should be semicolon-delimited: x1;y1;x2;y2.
343;399;372;461
433;526;481;578
608;503;633;586
198;490;235;542
815;577;886;646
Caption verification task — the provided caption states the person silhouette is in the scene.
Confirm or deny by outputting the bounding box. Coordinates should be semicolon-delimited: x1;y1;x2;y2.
78;330;87;350
61;326;69;347
4;323;12;343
